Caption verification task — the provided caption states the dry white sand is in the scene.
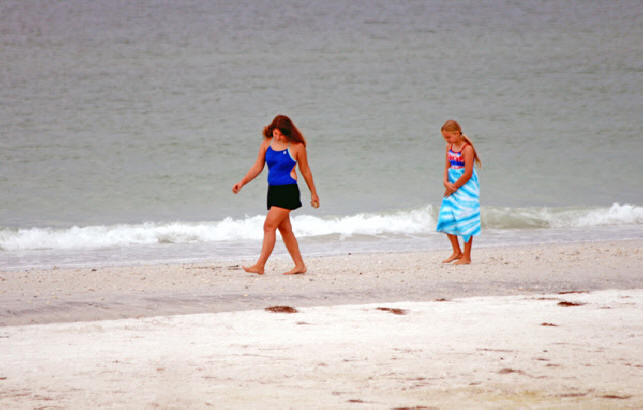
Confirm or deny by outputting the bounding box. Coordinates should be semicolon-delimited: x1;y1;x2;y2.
1;290;642;409
1;239;642;408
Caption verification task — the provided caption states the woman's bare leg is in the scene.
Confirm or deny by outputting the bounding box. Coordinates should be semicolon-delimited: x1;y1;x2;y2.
243;207;291;274
277;215;306;275
442;234;462;263
454;237;472;265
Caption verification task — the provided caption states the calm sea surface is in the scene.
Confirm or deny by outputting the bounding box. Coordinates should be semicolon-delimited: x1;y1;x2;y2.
1;0;642;268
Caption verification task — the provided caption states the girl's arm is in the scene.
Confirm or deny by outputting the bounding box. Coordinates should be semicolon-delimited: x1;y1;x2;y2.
293;143;320;207
232;139;269;193
452;146;474;189
444;146;457;196
443;146;451;188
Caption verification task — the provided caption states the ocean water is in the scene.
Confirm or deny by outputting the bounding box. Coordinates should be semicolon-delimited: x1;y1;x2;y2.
1;0;642;269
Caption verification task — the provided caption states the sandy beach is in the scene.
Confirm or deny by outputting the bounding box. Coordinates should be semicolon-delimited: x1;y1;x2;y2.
3;1;642;408
1;240;642;326
1;239;642;408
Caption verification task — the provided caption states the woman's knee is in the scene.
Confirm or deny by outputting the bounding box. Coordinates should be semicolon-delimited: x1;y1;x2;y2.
278;216;293;233
264;214;284;232
278;223;293;236
264;208;289;232
263;220;279;232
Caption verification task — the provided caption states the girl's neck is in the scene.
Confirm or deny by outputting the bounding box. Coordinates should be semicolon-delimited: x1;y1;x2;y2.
451;140;466;151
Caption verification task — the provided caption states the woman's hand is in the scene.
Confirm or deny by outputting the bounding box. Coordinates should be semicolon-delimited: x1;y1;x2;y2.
233;140;269;195
310;193;320;208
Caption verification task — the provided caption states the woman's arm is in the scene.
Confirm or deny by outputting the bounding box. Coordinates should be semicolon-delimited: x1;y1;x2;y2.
293;143;320;207
232;140;269;193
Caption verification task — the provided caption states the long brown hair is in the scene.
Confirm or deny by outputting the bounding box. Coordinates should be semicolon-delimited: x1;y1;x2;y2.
441;119;481;167
263;115;306;147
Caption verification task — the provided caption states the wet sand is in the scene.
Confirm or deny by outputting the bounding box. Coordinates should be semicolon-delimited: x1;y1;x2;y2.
1;240;641;326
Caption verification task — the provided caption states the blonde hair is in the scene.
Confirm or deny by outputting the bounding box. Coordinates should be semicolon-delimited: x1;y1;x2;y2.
441;119;481;167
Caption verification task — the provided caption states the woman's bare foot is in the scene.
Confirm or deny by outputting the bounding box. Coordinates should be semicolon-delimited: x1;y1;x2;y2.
282;265;306;275
454;258;471;265
243;265;264;275
442;253;462;263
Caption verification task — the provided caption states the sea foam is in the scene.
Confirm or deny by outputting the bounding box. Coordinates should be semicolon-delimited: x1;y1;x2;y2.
0;203;641;251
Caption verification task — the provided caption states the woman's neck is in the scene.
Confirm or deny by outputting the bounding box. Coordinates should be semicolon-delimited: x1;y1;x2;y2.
270;138;289;150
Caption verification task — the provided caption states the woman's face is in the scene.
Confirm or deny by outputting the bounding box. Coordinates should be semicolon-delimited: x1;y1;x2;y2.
273;128;287;142
441;130;461;144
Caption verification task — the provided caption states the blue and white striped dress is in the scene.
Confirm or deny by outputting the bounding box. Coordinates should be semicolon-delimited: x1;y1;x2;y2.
436;144;481;242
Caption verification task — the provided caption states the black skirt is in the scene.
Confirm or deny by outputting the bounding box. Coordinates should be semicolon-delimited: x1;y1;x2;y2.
267;184;302;211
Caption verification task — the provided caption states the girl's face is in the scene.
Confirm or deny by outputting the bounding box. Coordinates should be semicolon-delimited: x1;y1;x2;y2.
441;130;461;145
273;128;287;143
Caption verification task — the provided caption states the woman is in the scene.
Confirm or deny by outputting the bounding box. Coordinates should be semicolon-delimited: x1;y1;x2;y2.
232;115;320;275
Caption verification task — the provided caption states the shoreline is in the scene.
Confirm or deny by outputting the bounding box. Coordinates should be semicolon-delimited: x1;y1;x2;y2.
3;223;641;272
1;238;642;326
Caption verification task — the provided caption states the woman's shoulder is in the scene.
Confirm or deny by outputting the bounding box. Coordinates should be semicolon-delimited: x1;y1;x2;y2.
288;142;306;161
289;141;305;151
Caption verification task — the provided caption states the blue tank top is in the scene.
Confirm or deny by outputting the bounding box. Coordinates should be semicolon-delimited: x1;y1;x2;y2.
266;146;297;186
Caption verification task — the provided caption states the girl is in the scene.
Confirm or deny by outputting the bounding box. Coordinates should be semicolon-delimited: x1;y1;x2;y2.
436;119;481;264
232;115;320;275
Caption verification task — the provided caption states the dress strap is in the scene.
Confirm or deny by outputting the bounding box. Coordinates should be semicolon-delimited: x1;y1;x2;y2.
451;143;468;153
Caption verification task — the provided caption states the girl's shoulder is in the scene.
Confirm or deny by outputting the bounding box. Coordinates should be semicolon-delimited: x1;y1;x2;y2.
462;144;474;154
449;143;472;153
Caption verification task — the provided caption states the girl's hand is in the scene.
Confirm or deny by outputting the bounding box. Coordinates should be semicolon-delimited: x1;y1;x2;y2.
310;193;320;209
232;182;243;194
444;183;457;197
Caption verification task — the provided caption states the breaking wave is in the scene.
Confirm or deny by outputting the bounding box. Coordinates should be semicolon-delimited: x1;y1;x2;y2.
1;203;641;251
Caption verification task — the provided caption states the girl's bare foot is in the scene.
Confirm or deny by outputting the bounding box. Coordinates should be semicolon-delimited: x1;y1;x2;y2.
454;258;471;265
243;265;264;275
442;253;462;263
282;265;306;275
